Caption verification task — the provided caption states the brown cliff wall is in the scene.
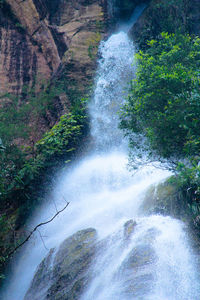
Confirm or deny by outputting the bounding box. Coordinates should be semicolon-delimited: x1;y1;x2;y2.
0;0;107;140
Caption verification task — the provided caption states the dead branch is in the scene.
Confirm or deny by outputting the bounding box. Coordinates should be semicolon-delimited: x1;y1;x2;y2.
8;202;70;258
38;230;48;251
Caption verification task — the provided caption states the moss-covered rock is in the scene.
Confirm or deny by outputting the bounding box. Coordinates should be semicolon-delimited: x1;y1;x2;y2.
119;226;157;298
140;180;188;219
124;219;137;239
24;221;160;299
24;228;97;300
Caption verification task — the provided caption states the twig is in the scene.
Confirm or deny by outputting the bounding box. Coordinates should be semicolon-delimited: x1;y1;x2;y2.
38;230;48;251
52;197;58;213
8;202;70;258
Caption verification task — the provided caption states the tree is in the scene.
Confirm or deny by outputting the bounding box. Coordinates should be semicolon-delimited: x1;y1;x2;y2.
120;32;200;162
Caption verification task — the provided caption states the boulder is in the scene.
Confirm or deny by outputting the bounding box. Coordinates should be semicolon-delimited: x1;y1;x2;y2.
24;228;97;300
25;221;159;300
140;181;186;218
124;219;137;239
119;228;157;298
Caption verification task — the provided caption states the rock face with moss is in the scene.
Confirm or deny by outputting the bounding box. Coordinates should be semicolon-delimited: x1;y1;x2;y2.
0;0;107;278
25;222;157;299
0;0;106;95
140;180;188;219
129;0;200;49
121;219;156;298
0;0;106;140
24;228;98;300
109;0;150;20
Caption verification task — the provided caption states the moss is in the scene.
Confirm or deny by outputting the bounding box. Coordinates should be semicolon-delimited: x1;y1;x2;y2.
141;178;189;219
87;32;102;60
26;228;97;300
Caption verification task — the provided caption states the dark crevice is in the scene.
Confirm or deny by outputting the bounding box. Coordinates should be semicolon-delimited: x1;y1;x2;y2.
49;26;68;59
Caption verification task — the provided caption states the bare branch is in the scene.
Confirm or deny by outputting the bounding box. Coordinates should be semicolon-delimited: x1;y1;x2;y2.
8;202;70;258
38;230;48;251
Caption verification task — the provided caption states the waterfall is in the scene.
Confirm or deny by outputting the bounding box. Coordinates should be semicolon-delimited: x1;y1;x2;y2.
1;5;200;300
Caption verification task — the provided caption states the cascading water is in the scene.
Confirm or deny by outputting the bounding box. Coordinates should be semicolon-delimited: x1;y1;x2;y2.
1;5;200;300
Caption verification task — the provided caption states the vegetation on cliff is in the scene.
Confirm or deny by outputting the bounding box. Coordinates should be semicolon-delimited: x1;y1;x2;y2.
0;86;88;280
1;0;200;287
121;0;200;229
0;0;106;284
121;33;200;160
131;0;192;50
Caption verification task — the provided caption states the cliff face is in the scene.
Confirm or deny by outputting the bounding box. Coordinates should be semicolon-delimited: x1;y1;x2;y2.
189;0;200;35
108;0;150;21
0;0;106;139
130;0;200;48
0;0;106;95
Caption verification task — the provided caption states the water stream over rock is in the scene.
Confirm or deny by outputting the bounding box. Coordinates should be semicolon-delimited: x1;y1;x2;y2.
1;5;200;300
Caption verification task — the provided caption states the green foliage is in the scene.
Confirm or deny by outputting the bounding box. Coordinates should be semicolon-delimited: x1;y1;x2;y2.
37;108;86;160
87;32;102;60
168;163;200;224
0;84;63;146
0;92;88;281
0;97;88;206
0;84;67;204
0;78;88;212
121;32;200;160
0;94;28;144
121;31;200;225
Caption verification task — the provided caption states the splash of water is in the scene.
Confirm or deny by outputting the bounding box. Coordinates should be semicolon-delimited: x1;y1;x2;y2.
1;6;199;300
81;216;199;300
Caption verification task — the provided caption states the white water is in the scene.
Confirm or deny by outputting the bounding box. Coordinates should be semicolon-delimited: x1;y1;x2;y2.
2;7;200;300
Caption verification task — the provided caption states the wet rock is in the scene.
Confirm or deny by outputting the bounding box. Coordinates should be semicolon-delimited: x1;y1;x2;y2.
124;219;137;239
140;181;187;219
109;0;150;21
125;243;155;269
119;226;157;298
24;249;56;300
129;0;200;49
25;228;97;300
24;221;160;300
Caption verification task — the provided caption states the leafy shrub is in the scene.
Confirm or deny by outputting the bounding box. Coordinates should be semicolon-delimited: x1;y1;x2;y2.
121;32;200;160
0;97;88;206
0;94;88;280
121;31;200;225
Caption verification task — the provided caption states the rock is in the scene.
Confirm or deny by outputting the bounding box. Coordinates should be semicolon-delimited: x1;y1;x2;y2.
109;0;150;21
1;0;106;96
24;248;56;300
140;181;187;218
129;0;200;49
24;228;97;300
124;219;137;239
119;228;157;298
24;222;160;300
0;0;106;142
